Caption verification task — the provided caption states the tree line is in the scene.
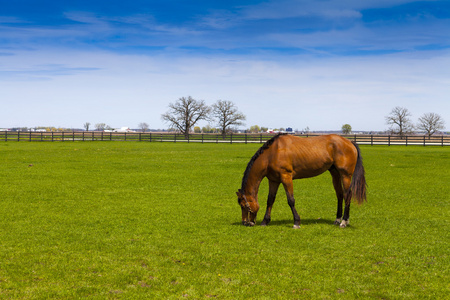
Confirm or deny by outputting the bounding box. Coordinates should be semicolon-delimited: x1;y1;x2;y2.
160;97;446;138
56;99;448;137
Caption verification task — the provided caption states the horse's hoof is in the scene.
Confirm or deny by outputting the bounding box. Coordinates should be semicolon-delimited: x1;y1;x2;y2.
248;221;255;227
334;218;342;225
339;220;349;228
293;225;300;229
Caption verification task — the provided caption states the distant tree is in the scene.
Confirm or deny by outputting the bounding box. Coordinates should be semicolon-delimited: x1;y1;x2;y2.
194;126;201;133
202;125;213;133
417;112;445;138
95;123;107;131
248;125;261;133
84;122;91;131
342;124;352;134
385;107;414;137
161;96;211;138
138;122;149;132
212;100;246;138
261;127;268;133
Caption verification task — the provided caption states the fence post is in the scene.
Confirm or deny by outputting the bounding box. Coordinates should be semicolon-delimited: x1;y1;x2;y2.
52;131;54;142
388;135;390;146
245;133;247;144
230;133;233;144
371;135;373;146
423;135;426;146
442;135;444;147
174;134;177;143
29;131;32;142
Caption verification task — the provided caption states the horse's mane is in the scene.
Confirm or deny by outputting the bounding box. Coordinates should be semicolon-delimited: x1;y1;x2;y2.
240;133;287;193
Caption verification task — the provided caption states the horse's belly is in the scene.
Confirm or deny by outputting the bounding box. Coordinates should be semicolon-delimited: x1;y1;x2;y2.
293;167;329;179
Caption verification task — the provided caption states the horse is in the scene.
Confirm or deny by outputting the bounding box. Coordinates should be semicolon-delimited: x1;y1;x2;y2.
236;133;367;228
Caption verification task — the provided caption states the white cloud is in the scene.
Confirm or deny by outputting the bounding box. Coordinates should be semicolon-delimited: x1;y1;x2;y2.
1;47;449;131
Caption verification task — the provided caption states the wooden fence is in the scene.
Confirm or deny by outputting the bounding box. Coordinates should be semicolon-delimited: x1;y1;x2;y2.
1;131;449;146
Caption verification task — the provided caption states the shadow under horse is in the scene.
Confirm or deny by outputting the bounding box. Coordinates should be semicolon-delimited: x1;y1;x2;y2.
236;134;367;228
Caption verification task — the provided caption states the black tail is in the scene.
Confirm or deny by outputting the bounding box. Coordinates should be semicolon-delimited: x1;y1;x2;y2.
350;142;367;204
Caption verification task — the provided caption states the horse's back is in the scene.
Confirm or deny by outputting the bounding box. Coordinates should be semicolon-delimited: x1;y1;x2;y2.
267;134;357;179
277;134;353;153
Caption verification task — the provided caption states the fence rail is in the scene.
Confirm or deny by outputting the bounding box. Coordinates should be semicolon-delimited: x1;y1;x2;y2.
0;131;449;146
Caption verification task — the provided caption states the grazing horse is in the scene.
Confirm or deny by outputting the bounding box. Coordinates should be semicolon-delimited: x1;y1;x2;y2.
236;134;366;228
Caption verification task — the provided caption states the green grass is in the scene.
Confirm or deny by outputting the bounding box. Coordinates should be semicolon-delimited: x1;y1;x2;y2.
0;142;449;299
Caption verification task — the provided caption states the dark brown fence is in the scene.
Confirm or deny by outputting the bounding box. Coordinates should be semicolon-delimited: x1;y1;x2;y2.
0;131;449;146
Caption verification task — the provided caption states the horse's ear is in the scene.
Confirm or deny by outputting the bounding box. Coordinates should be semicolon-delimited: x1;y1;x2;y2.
236;190;242;197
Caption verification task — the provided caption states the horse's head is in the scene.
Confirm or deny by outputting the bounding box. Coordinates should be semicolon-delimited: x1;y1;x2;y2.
236;189;259;226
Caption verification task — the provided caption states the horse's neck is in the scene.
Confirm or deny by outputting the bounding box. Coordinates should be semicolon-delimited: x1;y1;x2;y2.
244;158;266;197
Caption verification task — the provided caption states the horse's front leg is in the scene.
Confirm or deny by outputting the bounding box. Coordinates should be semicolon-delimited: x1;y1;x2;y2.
281;176;301;229
261;180;280;226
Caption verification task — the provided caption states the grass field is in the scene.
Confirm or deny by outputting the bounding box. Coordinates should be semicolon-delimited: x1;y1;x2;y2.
0;141;449;299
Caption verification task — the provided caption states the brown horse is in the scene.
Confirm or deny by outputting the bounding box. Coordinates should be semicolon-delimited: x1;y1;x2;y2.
236;134;366;228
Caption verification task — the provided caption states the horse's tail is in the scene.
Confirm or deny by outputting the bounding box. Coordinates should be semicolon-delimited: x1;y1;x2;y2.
350;141;367;204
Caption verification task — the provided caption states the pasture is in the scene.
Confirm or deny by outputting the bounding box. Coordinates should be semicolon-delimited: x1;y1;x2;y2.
0;141;448;299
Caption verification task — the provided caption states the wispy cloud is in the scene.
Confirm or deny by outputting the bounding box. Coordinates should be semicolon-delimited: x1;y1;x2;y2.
1;0;449;56
0;63;101;81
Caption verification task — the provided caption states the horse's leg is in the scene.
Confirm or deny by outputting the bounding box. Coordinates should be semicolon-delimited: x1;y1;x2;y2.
340;175;353;228
261;180;280;226
330;168;344;225
281;175;301;229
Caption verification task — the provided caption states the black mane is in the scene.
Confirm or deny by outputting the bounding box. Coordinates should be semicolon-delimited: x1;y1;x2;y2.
240;133;287;193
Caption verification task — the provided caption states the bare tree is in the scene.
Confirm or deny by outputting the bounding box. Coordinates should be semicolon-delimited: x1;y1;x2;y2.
138;122;149;132
385;107;414;137
95;123;107;131
84;122;91;131
212;100;246;138
161;96;210;138
417;112;445;138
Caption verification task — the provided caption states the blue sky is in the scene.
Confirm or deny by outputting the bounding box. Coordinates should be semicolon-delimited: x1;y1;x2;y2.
1;0;449;131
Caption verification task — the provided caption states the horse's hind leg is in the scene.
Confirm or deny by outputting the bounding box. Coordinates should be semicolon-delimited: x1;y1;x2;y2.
340;175;353;228
261;180;280;226
330;168;344;225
